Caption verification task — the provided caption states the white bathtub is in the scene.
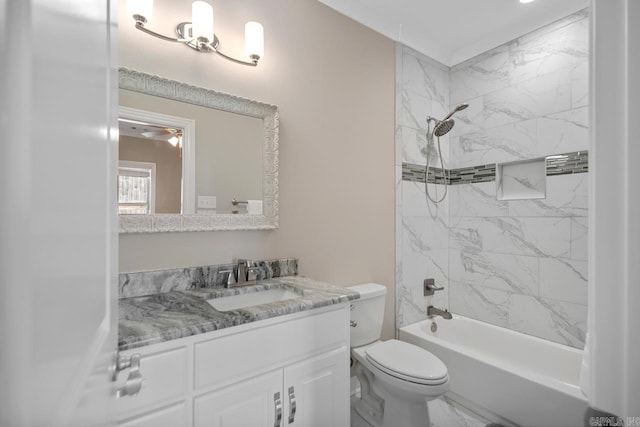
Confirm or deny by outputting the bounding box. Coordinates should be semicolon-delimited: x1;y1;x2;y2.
399;315;588;427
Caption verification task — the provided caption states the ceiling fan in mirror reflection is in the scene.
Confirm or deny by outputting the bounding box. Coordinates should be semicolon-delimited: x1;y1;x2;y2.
119;119;183;155
127;0;264;66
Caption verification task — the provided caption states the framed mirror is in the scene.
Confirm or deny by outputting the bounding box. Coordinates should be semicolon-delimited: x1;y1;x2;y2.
118;67;279;233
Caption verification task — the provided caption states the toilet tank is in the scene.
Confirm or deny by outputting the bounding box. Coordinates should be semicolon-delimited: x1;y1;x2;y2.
347;283;387;347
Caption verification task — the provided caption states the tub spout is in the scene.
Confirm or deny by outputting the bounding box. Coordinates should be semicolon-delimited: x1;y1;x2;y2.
427;305;452;320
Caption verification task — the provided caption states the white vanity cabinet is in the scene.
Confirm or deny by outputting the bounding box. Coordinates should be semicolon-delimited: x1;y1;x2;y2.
116;303;350;427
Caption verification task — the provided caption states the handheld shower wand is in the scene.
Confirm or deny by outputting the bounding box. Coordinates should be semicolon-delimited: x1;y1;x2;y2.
424;103;470;203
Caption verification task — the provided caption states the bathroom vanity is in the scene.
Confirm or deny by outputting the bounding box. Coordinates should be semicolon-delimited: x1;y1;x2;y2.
116;275;357;427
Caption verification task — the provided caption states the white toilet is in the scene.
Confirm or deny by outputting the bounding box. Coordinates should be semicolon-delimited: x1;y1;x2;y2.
348;283;449;427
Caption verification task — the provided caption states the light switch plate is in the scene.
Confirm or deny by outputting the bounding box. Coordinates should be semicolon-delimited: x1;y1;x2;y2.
198;196;217;209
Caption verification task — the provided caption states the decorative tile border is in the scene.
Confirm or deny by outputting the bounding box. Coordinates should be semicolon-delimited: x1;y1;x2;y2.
546;151;588;176
402;151;589;185
449;164;497;185
119;258;298;298
402;164;448;185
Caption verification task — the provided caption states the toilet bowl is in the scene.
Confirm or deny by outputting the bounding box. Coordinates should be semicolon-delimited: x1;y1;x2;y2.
348;283;449;427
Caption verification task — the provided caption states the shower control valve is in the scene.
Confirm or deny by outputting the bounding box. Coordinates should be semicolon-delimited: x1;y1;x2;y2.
423;278;444;296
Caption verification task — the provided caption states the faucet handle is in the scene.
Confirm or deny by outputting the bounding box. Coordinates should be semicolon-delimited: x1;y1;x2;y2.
246;267;261;282
218;269;236;287
238;258;253;267
424;278;444;296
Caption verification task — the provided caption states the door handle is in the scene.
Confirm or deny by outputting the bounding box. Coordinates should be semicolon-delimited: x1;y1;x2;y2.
288;386;296;423
111;353;143;398
274;392;282;427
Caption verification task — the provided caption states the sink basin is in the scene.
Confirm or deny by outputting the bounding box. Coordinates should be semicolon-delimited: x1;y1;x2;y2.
207;288;302;312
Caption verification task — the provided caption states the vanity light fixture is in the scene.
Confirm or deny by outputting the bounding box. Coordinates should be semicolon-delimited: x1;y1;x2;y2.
519;0;535;3
127;0;264;66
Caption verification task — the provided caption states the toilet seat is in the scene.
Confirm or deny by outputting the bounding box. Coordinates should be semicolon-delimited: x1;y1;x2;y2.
365;340;448;385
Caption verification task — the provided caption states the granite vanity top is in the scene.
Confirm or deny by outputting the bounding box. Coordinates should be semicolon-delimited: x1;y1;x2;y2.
118;276;359;351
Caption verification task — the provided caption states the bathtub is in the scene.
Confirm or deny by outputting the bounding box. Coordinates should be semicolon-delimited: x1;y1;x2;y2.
399;315;588;427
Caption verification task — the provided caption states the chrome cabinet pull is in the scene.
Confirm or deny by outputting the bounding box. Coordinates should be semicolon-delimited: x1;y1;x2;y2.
115;354;143;398
274;392;282;427
288;386;297;423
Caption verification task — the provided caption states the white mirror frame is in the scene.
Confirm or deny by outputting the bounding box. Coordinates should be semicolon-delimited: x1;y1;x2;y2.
118;67;279;233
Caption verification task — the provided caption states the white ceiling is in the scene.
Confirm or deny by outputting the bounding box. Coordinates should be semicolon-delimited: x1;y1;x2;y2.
317;0;587;66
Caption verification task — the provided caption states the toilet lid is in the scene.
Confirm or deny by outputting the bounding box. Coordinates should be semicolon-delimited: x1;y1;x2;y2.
365;340;448;385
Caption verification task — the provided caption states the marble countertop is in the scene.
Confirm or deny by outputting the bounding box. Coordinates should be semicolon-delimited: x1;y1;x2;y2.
119;276;359;351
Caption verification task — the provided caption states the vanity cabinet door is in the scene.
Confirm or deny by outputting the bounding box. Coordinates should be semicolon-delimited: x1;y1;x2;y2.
194;370;283;427
283;347;349;427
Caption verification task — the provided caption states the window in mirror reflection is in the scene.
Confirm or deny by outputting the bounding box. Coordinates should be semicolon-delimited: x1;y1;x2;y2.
118;161;155;214
118;119;183;214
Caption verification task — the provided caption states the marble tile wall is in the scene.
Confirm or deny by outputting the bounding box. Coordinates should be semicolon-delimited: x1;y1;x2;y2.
396;44;451;329
395;10;589;349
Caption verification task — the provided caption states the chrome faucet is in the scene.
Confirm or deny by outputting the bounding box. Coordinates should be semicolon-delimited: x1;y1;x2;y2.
222;259;259;288
427;305;452;320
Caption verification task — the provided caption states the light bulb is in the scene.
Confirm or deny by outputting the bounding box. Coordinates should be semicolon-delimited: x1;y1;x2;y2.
168;136;180;146
192;1;214;43
245;21;264;59
128;0;153;23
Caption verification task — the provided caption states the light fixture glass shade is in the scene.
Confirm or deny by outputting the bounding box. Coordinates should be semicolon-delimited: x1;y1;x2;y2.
519;0;535;3
245;21;264;59
192;1;214;43
128;0;153;22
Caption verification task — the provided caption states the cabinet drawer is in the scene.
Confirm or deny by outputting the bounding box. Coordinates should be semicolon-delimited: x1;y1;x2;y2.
195;307;347;390
119;402;187;427
117;347;188;416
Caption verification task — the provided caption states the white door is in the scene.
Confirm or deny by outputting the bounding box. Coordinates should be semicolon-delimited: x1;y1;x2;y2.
283;348;349;427
0;0;118;426
193;370;283;427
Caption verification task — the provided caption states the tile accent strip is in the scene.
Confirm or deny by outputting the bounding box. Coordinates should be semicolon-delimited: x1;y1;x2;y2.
402;164;448;185
119;258;298;298
402;151;589;185
545;151;589;176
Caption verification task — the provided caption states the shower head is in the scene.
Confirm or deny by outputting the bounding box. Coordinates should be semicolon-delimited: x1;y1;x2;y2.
433;119;455;137
431;103;469;137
